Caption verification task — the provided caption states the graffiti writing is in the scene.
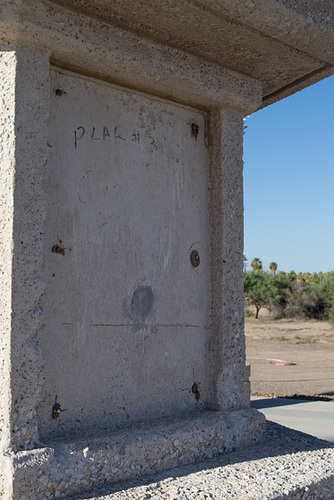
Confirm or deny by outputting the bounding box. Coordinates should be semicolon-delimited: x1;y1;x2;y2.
74;125;157;151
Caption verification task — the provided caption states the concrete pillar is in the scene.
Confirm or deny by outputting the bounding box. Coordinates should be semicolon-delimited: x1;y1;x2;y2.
0;45;49;497
209;109;247;409
0;48;16;500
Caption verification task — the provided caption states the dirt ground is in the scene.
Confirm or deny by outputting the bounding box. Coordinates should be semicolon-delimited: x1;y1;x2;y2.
245;312;334;398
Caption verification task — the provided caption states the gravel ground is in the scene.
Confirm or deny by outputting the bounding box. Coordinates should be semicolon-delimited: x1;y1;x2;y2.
68;421;334;500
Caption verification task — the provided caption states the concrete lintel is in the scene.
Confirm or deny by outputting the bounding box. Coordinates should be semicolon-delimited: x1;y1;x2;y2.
11;408;265;499
42;0;334;107
202;0;334;64
199;0;334;103
0;0;262;114
262;63;334;107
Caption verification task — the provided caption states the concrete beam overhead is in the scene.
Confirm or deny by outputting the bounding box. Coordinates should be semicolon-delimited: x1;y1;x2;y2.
47;0;334;105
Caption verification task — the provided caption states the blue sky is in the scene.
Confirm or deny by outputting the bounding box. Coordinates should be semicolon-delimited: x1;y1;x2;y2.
243;75;334;274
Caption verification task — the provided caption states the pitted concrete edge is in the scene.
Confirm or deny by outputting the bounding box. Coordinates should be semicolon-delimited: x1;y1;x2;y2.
68;421;334;500
11;408;265;499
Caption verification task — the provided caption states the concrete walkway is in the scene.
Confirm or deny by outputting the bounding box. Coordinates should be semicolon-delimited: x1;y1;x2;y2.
252;396;334;443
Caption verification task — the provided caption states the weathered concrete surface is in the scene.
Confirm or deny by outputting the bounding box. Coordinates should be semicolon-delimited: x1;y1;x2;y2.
0;49;16;500
0;46;50;498
69;422;334;499
0;48;264;498
209;109;247;409
1;1;334;498
47;0;334;106
12;408;265;499
0;0;262;114
38;69;212;439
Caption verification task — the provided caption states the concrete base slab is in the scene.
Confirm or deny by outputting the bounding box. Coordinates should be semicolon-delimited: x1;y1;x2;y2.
69;421;334;500
10;407;265;499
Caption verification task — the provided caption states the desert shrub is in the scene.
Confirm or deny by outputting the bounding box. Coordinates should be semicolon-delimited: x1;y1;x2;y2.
321;272;334;326
244;270;285;319
244;307;254;317
270;304;286;319
267;272;292;319
244;264;334;324
328;305;334;328
284;287;322;319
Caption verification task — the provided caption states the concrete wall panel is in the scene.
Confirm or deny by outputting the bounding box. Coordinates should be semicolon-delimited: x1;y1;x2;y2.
37;70;211;439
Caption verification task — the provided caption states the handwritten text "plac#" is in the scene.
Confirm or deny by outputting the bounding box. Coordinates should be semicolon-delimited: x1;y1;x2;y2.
74;125;157;150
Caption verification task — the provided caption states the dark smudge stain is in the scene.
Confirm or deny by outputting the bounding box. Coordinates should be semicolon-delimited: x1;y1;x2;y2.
131;285;154;322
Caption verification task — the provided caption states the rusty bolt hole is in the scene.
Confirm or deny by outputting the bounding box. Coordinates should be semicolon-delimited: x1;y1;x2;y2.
52;396;66;419
55;88;66;97
191;123;199;140
52;244;65;256
192;382;201;400
190;250;200;268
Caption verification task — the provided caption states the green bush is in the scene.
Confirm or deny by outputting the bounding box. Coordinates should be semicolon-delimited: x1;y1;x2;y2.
244;263;334;325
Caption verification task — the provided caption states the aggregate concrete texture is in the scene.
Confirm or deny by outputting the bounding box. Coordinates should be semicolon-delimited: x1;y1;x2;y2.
0;0;262;114
1;1;334;499
0;47;50;498
2;0;334;110
47;0;334;105
69;421;334;500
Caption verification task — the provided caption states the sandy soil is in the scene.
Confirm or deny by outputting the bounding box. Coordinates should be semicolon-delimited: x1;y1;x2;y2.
245;314;334;397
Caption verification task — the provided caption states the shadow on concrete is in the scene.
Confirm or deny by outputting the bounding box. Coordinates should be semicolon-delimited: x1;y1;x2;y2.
69;420;333;499
251;397;334;444
252;397;310;408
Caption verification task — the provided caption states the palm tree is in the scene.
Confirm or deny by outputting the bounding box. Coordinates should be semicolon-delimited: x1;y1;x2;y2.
269;262;278;275
310;272;319;285
303;272;311;283
250;258;263;272
288;270;297;281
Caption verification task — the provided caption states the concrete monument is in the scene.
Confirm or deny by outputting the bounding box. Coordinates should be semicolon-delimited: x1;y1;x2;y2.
1;1;334;498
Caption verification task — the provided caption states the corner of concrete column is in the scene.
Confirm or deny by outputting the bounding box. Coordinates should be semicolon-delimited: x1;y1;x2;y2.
208;108;250;410
245;364;251;406
0;45;50;458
